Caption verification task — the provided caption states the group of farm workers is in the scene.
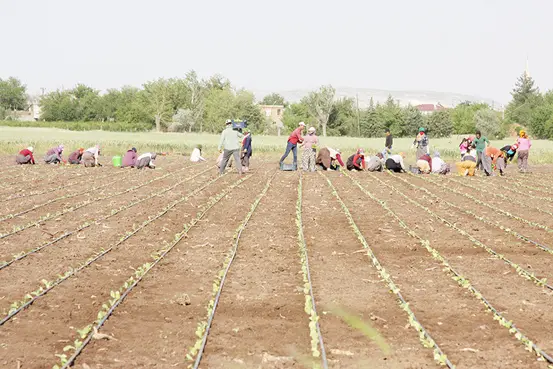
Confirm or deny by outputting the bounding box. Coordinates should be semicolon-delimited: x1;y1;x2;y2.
16;145;158;169
277;123;532;176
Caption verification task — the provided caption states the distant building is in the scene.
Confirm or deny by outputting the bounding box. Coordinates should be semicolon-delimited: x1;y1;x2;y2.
259;104;285;135
416;103;447;115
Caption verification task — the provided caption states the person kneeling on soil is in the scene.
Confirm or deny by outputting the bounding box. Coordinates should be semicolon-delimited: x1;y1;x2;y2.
190;145;206;163
386;153;406;173
483;146;506;176
16;147;35;165
456;146;477;176
136;152;157;169
316;147;344;171
431;151;450;175
347;149;366;171
122;147;138;168
68;148;84;165
416;153;432;174
44;145;65;164
366;153;385;172
82;145;101;167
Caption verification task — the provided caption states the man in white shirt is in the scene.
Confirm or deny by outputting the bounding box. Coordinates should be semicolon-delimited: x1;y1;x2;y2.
190;145;206;163
137;152;156;169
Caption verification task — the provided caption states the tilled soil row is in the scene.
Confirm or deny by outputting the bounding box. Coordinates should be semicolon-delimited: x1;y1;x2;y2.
72;169;275;368
329;172;543;369
0;171;244;368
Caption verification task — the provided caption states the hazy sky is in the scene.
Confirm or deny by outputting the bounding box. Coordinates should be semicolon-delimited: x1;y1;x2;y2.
1;0;551;102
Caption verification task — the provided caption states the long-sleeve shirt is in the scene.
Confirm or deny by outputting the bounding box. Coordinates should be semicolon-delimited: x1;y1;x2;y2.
122;150;137;167
419;154;432;172
385;134;393;149
85;147;100;165
302;134;318;149
431;157;445;173
68;150;82;163
327;148;345;167
46;147;63;160
413;133;428;148
241;134;252;157
485;147;504;164
190;148;206;162
473;136;489;153
288;127;304;145
517;137;531;151
19;149;35;164
137;152;156;168
218;126;243;151
352;154;366;169
389;154;406;171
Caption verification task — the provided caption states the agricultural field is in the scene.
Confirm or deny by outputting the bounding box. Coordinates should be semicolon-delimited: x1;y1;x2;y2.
1;156;553;369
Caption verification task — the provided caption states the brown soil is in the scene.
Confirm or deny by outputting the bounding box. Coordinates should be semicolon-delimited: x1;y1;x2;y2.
1;158;552;369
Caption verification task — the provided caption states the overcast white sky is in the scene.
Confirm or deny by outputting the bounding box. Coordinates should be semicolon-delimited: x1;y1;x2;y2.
1;0;551;102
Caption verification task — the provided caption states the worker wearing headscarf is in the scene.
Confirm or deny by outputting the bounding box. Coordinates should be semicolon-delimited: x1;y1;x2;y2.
413;127;429;160
482;146;506;176
416;153;432;174
122;147;138;168
44;145;64;164
386;152;407;173
82;145;101;167
431;151;450;175
16;147;35;165
241;129;252;172
316;147;345;171
136;152;157;169
347;149;366;171
68;148;85;164
516;130;531;173
366;153;385;172
301;127;318;172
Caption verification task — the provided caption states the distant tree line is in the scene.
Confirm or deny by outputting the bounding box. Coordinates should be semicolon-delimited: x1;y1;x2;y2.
1;71;553;138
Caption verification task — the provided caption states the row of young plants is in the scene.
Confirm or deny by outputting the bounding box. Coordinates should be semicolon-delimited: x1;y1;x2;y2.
0;164;198;239
390;173;553;257
367;172;552;291
344;172;553;366
0;167;115;203
0;167;216;324
505;176;553;196
295;173;328;369
186;172;277;369
419;175;553;235
0;166;209;270
0;172;128;223
321;172;455;368
52;174;253;369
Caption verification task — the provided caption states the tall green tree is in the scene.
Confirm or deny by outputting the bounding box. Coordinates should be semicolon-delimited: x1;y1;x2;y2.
475;108;504;139
506;71;541;125
360;98;380;137
450;102;488;134
0;77;27;111
327;98;356;136
302;85;335;137
282;102;310;133
425;110;453;138
402;105;424;137
141;78;174;131
260;93;286;106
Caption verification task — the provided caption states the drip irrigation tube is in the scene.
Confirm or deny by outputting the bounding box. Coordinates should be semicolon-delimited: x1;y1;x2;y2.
191;171;277;369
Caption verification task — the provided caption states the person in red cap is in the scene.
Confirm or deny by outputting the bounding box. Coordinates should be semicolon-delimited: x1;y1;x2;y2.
346;149;366;171
16;147;35;164
279;121;305;169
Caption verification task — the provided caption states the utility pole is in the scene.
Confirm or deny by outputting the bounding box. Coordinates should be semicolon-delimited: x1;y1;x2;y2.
40;87;45;96
356;93;360;137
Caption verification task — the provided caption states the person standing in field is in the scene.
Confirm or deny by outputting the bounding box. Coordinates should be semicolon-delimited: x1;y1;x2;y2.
383;129;393;158
68;148;84;164
301;127;318;172
218;119;243;175
386;152;407;173
241;129;252;172
44;145;65;164
347;149;366;171
413;127;429;160
122;147;138;167
190;145;206;163
16;147;35;165
136;152;157;169
279;122;305;169
316;147;345;171
516;130;531;173
82;145;101;167
472;130;489;170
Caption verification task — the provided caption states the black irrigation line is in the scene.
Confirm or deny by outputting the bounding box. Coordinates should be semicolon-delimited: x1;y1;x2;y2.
369;172;553;292
59;174;253;369
389;172;553;257
0;165;198;240
345;172;553;365
324;172;455;369
191;171;278;369
296;172;329;369
0;169;231;326
0;170;125;203
0;166;211;271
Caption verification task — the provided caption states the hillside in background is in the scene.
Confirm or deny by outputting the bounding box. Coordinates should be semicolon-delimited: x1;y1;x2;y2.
254;87;504;110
